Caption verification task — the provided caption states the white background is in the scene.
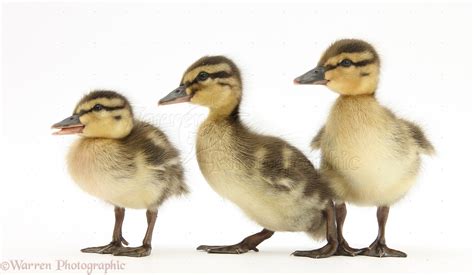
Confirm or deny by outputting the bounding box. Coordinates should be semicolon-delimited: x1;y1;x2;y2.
1;1;472;274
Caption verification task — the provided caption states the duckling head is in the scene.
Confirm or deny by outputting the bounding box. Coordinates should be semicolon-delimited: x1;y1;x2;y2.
52;90;134;138
159;56;242;117
294;39;380;95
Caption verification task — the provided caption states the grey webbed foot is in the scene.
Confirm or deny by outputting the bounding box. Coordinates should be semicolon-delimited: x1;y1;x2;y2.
81;241;125;254
197;243;259;254
361;241;407;257
292;241;338;259
113;245;152;257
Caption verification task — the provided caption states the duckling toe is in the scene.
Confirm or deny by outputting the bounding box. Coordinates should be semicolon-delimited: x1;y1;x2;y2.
197;243;257;254
81;241;124;254
292;242;338;259
196;245;224;252
207;245;253;254
113;245;152;257
335;240;364;256
360;242;407;258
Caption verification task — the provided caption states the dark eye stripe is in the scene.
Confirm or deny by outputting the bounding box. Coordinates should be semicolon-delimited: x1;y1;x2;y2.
76;105;125;116
353;58;375;67
209;71;232;79
185;70;233;86
325;58;376;71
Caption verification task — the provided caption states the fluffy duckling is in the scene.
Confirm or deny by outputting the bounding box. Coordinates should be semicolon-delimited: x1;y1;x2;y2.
52;90;188;257
294;39;434;257
159;56;336;258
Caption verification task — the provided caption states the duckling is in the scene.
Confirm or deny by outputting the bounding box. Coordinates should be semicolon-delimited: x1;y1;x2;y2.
159;56;337;258
52;90;188;257
294;39;434;257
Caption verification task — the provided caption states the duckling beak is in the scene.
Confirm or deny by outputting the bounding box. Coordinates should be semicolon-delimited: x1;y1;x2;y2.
158;85;191;106
294;66;328;85
51;114;85;135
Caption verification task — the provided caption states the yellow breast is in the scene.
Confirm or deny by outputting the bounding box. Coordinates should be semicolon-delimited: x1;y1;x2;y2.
322;96;420;205
66;138;163;209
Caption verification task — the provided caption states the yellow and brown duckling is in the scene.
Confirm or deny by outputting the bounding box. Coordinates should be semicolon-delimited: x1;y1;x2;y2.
295;39;434;257
52;90;188;257
159;56;337;258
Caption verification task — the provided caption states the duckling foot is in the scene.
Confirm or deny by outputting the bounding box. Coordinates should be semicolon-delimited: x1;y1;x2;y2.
81;207;129;255
112;209;157;257
360;242;407;258
81;241;125;254
335;240;363;256
292;241;338;259
360;206;407;257
197;243;257;254
197;228;274;254
113;245;152;257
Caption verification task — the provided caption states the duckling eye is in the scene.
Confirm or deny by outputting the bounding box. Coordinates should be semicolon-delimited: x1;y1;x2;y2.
340;59;353;67
197;72;209;81
93;104;104;111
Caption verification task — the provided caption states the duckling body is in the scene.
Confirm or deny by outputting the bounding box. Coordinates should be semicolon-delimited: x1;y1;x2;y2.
320;95;421;206
197;117;326;233
159;56;337;258
295;39;434;257
53;90;187;257
68;121;185;209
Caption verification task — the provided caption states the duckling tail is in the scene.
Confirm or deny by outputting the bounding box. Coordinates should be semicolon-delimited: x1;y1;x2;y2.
310;125;325;151
401;119;435;156
178;184;190;196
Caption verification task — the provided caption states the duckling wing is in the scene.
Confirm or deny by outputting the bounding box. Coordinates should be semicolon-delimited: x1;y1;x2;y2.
400;119;435;156
310;125;325;150
122;121;188;195
254;136;330;197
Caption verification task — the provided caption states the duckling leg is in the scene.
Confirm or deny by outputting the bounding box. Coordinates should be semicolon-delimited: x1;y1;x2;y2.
334;203;363;256
81;207;129;254
361;206;407;257
113;209;157;257
292;201;338;259
197;228;274;254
